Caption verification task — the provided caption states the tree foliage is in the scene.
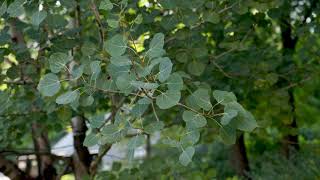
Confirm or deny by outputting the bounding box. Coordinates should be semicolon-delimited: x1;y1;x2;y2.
0;0;320;179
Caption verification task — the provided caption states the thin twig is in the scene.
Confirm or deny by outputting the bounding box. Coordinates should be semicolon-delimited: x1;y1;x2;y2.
151;101;160;122
211;61;234;78
90;0;105;45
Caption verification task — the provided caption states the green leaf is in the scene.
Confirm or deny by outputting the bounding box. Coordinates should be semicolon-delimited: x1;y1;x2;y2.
160;0;177;9
80;95;94;107
70;94;80;110
83;132;100;147
90;61;101;80
49;52;72;73
0;1;7;17
60;0;76;8
107;18;119;28
203;11;220;24
127;135;145;162
156;90;181;109
137;57;163;78
71;65;84;80
110;56;132;66
158;57;172;82
31;10;47;27
96;77;117;91
212;90;237;105
182;11;198;27
114;111;129;127
225;102;258;132
191;88;212;111
166;73;183;91
6;65;19;79
107;64;130;78
182;111;207;129
162;138;180;148
81;41;96;56
188;61;205;76
128;135;145;149
176;52;188;63
221;108;238;125
130;81;159;90
144;121;165;134
115;73;135;94
101;124;125;144
99;0;113;10
89;114;105;128
180;130;200;146
7;0;24;17
179;146;195;166
148;33;165;58
56;90;80;105
104;34;127;57
186;94;202;111
219;125;236;145
46;14;68;29
131;103;149;117
131;97;151;117
0;91;12;114
37;73;61;97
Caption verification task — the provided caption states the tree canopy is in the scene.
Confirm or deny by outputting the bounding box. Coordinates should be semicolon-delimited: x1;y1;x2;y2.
0;0;320;179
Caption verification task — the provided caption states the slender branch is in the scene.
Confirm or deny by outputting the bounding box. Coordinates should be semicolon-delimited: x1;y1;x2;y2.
218;1;238;14
151;101;160;122
3;80;35;85
279;76;312;91
211;60;234;79
89;144;112;180
0;150;70;161
90;0;105;45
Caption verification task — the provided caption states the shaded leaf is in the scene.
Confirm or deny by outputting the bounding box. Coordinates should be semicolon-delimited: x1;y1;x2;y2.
188;61;205;76
182;111;207;129
158;57;172;82
0;1;7;17
130;81;159;90
49;52;72;73
104;34;127;57
56;90;80;105
99;0;113;10
7;0;24;17
212;90;237;105
37;73;61;97
101;124;125;144
110;56;131;66
31;10;47;27
179;146;195;166
144;121;164;134
219;125;236;145
128;135;145;149
83;132;100;147
148;33;165;58
166;73;183;91
180;130;200;146
192;88;212;111
156;90;181;109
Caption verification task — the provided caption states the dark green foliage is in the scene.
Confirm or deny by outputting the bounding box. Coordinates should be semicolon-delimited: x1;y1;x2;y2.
0;0;320;179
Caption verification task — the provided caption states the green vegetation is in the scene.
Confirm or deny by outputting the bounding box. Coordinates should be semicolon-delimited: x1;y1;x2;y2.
0;0;319;179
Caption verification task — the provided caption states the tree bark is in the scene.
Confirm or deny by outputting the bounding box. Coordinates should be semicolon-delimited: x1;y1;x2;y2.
0;154;29;180
230;134;250;178
280;17;299;158
146;134;151;158
31;123;56;180
279;0;319;158
71;116;92;179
